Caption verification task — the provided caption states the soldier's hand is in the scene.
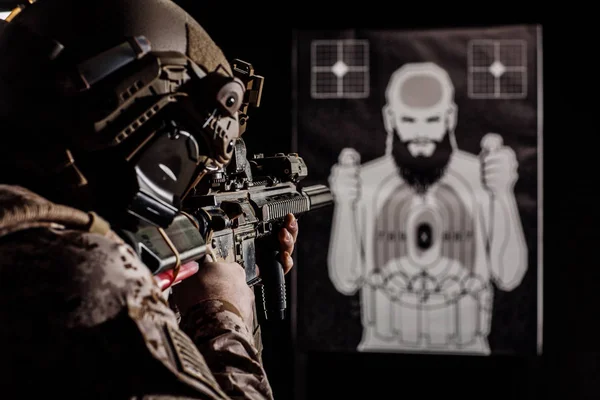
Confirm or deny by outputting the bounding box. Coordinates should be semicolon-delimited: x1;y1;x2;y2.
171;213;298;329
172;259;256;329
277;213;298;275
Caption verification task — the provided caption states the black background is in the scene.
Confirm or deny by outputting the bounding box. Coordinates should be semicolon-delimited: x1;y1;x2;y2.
293;27;540;356
2;1;596;398
172;4;598;400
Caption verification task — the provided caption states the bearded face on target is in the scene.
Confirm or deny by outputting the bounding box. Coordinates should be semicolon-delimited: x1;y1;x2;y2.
382;63;458;193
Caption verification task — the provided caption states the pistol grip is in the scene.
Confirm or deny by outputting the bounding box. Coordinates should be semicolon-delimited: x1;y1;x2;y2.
258;249;286;320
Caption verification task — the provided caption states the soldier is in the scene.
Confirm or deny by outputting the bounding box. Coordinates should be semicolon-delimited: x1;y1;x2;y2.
0;0;297;398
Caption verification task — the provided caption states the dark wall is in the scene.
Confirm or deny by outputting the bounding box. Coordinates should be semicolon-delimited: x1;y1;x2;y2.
174;4;600;400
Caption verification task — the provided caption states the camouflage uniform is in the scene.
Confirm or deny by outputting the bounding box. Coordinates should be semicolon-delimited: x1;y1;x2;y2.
0;185;273;400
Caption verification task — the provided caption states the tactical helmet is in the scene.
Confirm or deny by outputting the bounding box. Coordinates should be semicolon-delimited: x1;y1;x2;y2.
0;0;263;228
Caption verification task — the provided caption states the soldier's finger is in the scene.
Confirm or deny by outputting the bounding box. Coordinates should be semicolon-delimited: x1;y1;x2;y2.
279;227;295;256
285;213;298;242
281;251;294;275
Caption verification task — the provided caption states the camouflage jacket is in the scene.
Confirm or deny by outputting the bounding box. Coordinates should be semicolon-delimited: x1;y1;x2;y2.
0;185;273;400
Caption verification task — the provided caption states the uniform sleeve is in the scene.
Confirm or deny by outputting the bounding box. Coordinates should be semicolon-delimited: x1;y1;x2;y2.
0;227;253;400
180;300;274;400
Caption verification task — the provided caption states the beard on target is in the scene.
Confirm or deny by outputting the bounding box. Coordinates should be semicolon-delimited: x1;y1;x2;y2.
391;129;453;194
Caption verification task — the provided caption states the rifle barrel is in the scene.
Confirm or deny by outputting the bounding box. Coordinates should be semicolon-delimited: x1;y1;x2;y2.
302;184;333;210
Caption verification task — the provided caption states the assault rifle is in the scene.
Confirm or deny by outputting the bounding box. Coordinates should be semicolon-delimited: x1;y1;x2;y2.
123;138;333;320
